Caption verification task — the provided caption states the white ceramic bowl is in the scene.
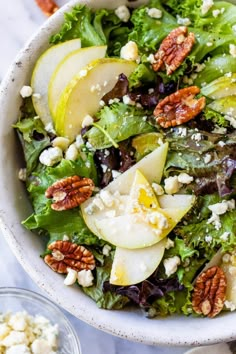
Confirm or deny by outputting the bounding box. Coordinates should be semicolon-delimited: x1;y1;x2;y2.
0;287;81;353
0;0;236;347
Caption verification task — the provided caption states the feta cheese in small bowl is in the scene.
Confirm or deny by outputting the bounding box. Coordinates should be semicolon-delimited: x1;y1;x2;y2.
0;287;81;354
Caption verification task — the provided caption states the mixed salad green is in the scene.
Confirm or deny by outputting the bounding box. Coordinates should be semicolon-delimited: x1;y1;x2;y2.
16;0;236;318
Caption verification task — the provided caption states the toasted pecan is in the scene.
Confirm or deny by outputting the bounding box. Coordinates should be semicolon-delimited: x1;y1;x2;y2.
154;86;206;128
153;26;195;75
192;266;227;318
44;240;95;273
45;175;94;211
35;0;59;16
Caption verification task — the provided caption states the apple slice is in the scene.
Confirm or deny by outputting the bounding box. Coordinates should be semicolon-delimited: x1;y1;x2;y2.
81;143;168;235
48;46;107;119
95;203;192;249
31;38;81;125
110;238;167;286
54;58;137;141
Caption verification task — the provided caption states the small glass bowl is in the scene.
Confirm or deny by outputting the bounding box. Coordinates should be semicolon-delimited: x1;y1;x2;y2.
0;287;81;354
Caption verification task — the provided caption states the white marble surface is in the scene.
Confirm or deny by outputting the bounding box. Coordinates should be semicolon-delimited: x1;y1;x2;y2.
0;1;229;354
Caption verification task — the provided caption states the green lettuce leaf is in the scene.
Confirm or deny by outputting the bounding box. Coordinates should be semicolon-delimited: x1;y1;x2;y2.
82;257;129;309
86;103;154;149
23;155;99;246
128;62;157;89
14;117;50;174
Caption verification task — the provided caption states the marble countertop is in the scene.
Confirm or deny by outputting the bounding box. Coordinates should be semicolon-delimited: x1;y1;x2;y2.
0;1;231;354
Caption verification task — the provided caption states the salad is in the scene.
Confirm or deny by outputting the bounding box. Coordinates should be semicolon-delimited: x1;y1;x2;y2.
16;0;236;319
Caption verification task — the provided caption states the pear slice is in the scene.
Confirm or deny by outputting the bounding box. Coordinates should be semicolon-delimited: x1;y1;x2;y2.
95;203;193;249
201;74;236;99
48;46;107;119
81;143;168;235
54;58;137;141
208;96;236;117
126;169;160;213
31;38;81;125
110;238;167;286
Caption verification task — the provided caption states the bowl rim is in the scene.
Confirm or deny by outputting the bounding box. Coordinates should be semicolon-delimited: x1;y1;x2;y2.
0;0;236;348
0;286;82;353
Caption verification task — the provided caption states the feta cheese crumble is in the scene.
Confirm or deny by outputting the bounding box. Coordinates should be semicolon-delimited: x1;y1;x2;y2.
120;41;139;62
77;269;94;287
115;5;130;22
229;44;236;58
20;86;33;98
164;256;181;277
39;147;63;167
0;312;58;354
176;15;191;26
147;8;162;19
201;0;214;15
164;176;181;195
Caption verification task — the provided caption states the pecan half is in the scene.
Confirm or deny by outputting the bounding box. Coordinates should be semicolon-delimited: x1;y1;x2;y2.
154;86;206;128
153;26;195;75
35;0;59;16
44;241;95;273
192;266;227;318
45;175;94;211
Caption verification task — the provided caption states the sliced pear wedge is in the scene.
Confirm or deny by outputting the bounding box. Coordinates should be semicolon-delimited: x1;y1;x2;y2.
110;238;167;286
95;202;193;249
54;58;137;141
31;38;81;125
208;96;236;118
126;169;160;213
48;46;107;119
201;74;236;99
81;144;168;235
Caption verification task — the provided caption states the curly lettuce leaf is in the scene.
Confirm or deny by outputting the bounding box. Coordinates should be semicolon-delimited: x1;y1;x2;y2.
14;117;50;174
86;103;154;149
50;5;123;49
128;63;157;89
83;257;129;309
129;0;176;52
23;155;99;246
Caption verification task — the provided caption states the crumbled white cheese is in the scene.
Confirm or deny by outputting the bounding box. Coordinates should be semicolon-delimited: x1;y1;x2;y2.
32;93;41;99
62;234;70;241
232;24;236;32
75;134;84;148
115;5;130;22
39;147;63;167
220;232;230;241
20;86;33;98
206;42;213;47
211;125;227;134
203;153;212;164
165;238;174;250
177;127;187;137
147;211;169;229
152;183;164;196
163;256;181;277
64;143;78;161
1;331;28;347
146;54;156;64
120;41;139;62
207;213;221;230
147;8;162;19
112;170;121;179
8;314;26;332
201;0;214;15
225;115;236;129
81;114;94;128
205;235;212;243
208;200;235;215
229;44;236;58
123;94;136;105
31;338;54;354
212;9;221;17
191;132;202;142
222;253;231;263
18;168;27;182
52;137;70;151
99;190;114;208
164;176;181;195
177;173;193;184
225;300;236;312
176;15;191;26
44;122;56;135
64;268;78;286
77;269;94;287
102;244;112;256
5;344;31;354
99;100;105;107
